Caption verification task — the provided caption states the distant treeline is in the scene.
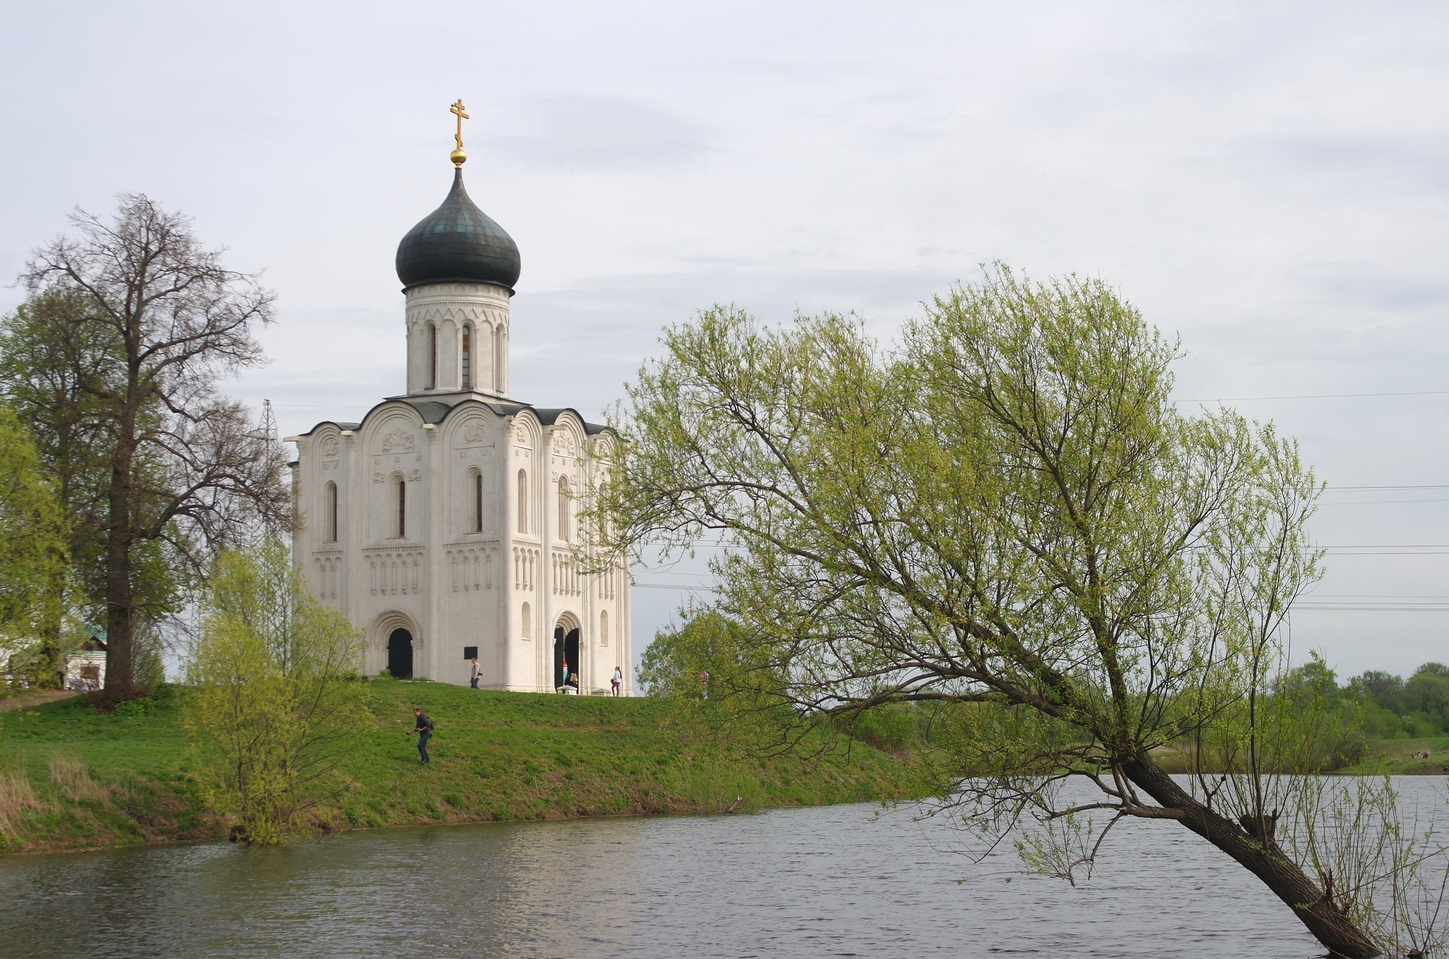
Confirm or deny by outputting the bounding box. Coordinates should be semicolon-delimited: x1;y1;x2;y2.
829;657;1449;766
1312;660;1449;738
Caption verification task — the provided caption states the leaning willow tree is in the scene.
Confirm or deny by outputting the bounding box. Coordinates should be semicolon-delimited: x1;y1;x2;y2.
601;266;1443;958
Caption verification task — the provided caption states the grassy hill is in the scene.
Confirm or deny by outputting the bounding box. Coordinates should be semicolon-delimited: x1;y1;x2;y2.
0;679;916;855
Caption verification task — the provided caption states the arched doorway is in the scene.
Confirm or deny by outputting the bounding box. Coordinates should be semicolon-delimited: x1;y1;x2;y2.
553;624;580;691
387;628;414;678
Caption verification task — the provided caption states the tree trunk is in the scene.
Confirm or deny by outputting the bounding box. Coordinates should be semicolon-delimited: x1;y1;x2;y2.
1122;753;1381;959
35;576;65;690
102;445;134;703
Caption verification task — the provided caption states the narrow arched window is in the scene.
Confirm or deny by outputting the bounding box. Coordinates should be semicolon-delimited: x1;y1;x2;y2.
521;602;532;640
462;324;472;389
428;324;438;390
494;326;505;392
558;476;571;542
325;481;338;542
473;470;483;533
397;477;406;538
517;469;528;534
600;610;609;647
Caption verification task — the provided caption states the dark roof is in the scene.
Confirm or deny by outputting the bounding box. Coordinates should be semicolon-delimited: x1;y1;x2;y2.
395;168;521;292
294;393;609;438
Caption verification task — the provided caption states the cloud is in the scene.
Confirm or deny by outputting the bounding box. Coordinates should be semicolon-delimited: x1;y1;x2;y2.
1236;131;1449;199
485;96;714;172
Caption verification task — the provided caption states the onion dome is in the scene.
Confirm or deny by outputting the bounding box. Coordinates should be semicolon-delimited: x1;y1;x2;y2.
395;168;521;292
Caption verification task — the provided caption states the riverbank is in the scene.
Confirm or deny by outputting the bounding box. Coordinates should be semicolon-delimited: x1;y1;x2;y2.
1145;737;1449;776
0;679;917;855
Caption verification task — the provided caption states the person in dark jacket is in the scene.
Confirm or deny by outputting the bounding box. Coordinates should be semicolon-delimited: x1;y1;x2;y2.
408;707;434;764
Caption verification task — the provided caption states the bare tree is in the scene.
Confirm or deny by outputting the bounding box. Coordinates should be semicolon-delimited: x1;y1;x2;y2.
17;194;290;701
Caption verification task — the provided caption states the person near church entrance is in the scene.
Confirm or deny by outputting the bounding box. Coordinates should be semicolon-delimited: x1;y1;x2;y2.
559;660;569;693
469;657;482;689
408;707;434;764
611;666;622;697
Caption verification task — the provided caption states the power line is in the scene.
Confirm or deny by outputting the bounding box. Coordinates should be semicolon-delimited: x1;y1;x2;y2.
1182;389;1449;403
1326;485;1449;492
1297;604;1449;612
1320;499;1449;506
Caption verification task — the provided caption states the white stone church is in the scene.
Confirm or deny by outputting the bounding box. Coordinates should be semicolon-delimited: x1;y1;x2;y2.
288;144;631;694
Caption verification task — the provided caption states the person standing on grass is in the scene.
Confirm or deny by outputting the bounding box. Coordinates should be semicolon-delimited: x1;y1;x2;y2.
469;656;482;689
611;665;622;697
407;707;434;764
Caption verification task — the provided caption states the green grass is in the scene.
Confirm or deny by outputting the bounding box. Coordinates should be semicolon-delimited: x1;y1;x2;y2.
0;679;916;855
1339;736;1449;776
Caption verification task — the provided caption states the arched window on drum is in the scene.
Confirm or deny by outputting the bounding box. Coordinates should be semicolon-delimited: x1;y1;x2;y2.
462;323;473;389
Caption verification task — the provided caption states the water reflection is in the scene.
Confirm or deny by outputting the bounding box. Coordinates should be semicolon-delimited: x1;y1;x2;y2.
3;779;1443;958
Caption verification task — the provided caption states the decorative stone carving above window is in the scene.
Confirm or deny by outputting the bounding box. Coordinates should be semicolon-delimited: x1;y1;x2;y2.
320;435;340;458
461;419;487;446
552;430;577;457
380;428;416;454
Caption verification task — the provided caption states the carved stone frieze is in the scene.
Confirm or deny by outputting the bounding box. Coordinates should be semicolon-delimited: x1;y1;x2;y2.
380;428;416;454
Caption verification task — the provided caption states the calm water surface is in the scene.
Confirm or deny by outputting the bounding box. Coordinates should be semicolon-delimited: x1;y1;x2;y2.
3;778;1445;958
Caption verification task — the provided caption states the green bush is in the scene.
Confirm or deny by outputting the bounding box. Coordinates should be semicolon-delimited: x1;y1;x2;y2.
113;698;154;718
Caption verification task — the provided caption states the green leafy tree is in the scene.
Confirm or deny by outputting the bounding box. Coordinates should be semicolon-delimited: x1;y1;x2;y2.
1349;670;1406;716
185;542;366;845
0;403;67;680
0;287;130;686
638;610;797;753
12;196;291;700
1403;664;1449;734
601;266;1438;958
640;611;748;698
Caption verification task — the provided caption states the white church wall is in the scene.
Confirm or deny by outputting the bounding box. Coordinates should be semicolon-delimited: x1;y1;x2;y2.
291;400;631;694
355;408;430;677
507;410;544;691
437;405;506;687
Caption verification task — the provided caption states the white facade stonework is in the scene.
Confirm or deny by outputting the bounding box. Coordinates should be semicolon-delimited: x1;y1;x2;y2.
289;177;631;694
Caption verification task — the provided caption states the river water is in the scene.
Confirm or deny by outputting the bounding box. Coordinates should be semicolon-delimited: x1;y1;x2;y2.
2;778;1445;958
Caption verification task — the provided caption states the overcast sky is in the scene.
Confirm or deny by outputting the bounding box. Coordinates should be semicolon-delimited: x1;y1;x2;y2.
3;1;1448;678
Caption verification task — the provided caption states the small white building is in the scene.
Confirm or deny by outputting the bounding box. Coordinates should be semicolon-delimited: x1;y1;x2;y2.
288;147;631;694
65;636;106;690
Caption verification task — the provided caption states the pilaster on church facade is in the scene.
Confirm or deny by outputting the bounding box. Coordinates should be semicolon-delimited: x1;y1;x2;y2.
287;139;631;696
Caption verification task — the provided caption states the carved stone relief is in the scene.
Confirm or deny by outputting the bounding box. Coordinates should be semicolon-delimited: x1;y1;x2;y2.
552;430;577;457
380;428;416;454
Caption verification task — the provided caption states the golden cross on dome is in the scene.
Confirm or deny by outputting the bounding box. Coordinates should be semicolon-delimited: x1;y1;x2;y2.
449;99;470;166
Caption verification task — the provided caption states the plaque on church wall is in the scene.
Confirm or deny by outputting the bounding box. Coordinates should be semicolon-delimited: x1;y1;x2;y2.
463;645;478;660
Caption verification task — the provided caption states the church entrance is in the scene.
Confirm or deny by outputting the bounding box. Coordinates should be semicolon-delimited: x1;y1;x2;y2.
387;628;414;679
552;625;580;691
